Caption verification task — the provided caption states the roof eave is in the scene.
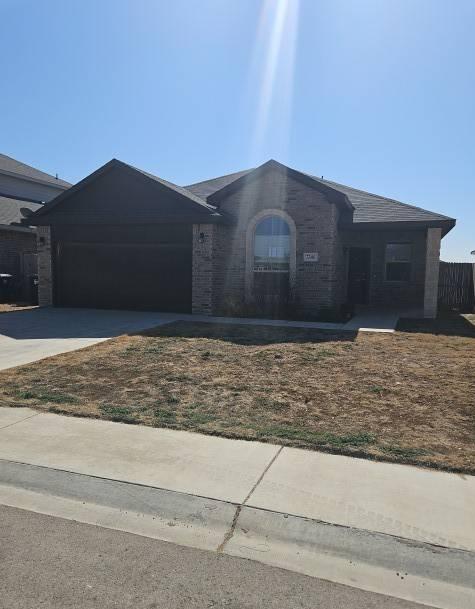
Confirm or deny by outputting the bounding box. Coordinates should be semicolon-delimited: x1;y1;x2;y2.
340;218;456;237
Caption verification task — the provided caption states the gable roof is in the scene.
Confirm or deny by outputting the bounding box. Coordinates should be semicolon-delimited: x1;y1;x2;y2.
0;195;43;232
0;153;71;189
29;159;224;225
185;161;455;232
198;160;354;212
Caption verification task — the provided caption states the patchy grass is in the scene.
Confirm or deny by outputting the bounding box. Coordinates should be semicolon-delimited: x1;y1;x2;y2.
0;318;473;473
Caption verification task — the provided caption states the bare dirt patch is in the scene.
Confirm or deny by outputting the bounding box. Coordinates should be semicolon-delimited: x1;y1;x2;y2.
0;318;473;473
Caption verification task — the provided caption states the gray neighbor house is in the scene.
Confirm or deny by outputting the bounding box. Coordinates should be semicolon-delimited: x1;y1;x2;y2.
0;153;70;298
28;159;455;319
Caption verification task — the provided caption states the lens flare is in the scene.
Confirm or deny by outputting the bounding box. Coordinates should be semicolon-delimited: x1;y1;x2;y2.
249;0;300;161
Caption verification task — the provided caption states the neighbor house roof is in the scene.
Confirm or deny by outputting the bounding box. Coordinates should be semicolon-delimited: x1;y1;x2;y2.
0;195;43;233
0;153;71;189
185;162;455;232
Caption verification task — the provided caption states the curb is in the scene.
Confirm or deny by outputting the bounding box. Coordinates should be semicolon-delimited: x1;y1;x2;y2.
1;459;474;609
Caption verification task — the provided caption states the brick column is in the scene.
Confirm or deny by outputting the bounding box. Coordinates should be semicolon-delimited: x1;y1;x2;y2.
423;227;441;318
192;224;215;315
37;226;53;307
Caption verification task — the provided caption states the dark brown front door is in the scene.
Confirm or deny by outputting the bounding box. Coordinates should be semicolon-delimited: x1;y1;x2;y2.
253;271;290;317
347;247;371;305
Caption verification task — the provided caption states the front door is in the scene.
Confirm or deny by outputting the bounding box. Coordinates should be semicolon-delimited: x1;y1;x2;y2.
347;247;371;305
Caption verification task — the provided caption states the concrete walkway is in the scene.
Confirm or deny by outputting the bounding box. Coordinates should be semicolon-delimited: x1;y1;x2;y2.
0;408;473;609
0;306;398;371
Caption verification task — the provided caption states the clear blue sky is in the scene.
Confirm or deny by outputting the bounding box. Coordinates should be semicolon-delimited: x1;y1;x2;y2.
1;0;474;261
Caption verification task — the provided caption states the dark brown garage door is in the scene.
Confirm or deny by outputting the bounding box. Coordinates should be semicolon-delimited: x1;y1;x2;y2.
55;241;192;312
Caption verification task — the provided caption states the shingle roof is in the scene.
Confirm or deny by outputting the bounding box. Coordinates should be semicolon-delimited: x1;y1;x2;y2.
0;153;71;188
185;164;454;226
306;175;454;224
185;170;252;199
0;195;43;227
123;162;218;212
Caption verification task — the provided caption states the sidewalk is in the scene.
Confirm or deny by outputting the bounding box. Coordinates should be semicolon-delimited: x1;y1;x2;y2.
1;407;474;609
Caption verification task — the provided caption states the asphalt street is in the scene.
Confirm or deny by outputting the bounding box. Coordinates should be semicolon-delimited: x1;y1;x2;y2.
0;505;433;609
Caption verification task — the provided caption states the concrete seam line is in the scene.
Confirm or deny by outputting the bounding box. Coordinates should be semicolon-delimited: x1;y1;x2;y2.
243;446;284;506
0;413;39;431
216;446;284;553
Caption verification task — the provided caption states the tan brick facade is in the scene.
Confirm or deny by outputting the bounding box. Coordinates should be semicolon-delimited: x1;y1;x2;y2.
37;226;53;307
207;167;343;317
423;228;442;318
190;168;441;317
192;223;217;315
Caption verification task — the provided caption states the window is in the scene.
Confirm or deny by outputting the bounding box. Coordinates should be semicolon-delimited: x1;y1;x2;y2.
253;216;290;273
385;243;411;281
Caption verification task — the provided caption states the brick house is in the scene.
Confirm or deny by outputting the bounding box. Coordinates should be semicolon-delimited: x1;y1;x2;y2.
0;153;70;299
28;159;455;318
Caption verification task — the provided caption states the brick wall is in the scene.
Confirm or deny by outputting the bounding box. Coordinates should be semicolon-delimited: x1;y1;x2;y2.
192;224;217;315
0;228;37;301
210;167;342;316
0;229;36;276
423;227;441;318
37;226;53;306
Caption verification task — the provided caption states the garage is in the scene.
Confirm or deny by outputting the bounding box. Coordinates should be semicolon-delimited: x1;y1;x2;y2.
28;159;224;313
54;226;192;312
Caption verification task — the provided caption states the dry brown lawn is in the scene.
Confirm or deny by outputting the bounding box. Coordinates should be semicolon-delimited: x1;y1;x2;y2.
1;316;474;473
0;303;37;314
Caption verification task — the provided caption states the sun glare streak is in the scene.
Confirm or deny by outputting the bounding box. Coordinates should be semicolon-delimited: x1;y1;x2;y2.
250;0;300;160
222;1;300;306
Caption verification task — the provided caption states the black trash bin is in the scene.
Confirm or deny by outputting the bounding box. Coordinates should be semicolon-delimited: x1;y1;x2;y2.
0;274;15;303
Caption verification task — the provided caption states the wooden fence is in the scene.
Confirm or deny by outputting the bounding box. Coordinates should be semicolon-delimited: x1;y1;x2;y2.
438;261;475;312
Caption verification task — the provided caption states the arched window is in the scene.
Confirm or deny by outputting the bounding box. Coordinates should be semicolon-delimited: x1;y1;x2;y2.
253;215;291;273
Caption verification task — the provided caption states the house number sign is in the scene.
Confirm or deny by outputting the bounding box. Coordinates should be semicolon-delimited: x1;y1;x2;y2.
303;252;319;262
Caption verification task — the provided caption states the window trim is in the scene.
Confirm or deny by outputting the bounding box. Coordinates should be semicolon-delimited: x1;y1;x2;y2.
384;242;412;283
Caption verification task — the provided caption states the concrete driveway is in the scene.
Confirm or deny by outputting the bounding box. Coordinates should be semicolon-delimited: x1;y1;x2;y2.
0;307;181;371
